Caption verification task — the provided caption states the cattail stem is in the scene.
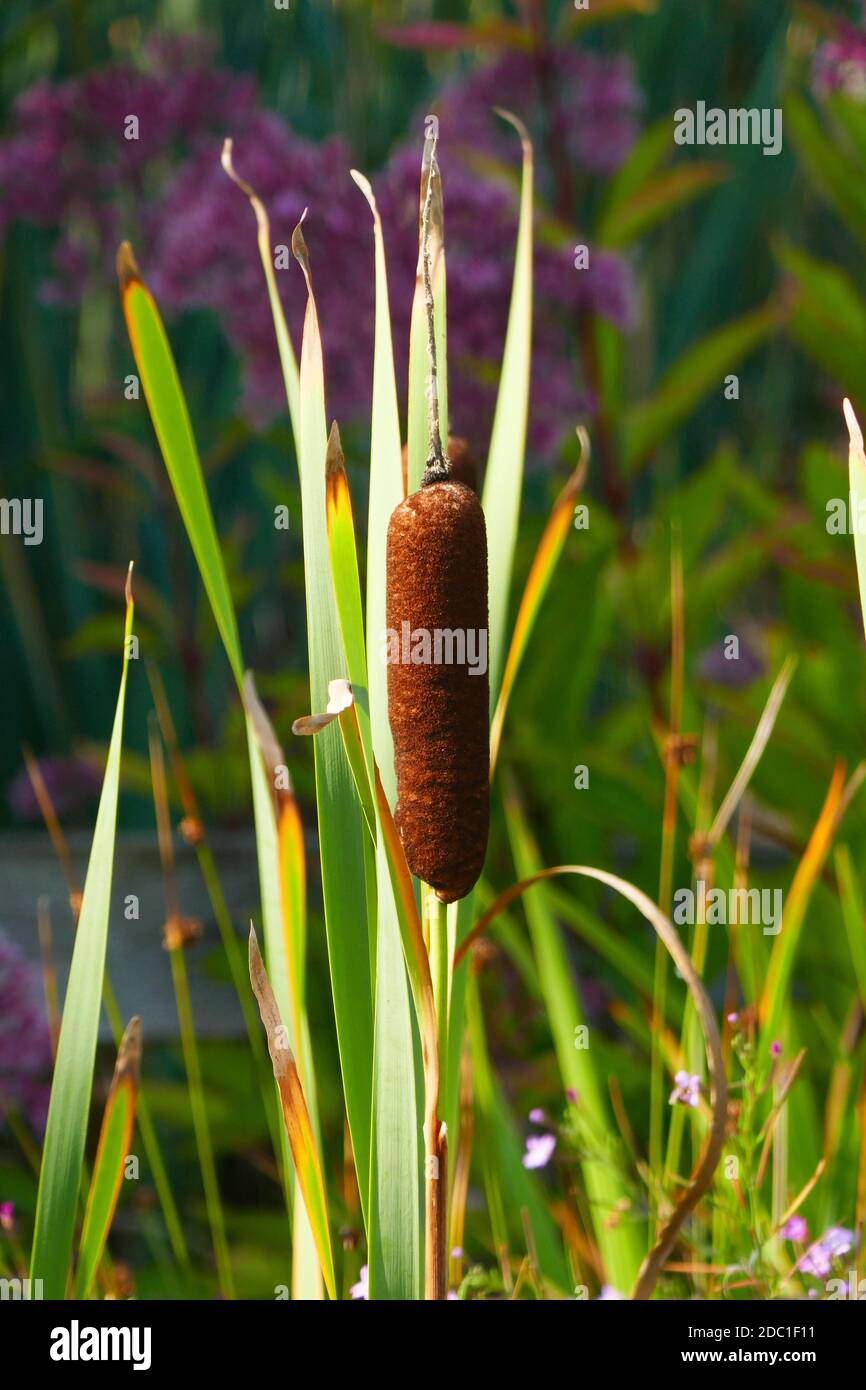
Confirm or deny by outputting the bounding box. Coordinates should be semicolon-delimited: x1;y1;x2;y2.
420;134;448;486
424;1099;448;1300
429;893;450;1087
422;886;449;1299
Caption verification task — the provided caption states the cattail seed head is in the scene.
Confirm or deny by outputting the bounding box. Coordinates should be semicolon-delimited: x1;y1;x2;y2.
386;478;489;902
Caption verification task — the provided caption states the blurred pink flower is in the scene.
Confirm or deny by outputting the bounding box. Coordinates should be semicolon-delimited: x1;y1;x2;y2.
522;1132;556;1169
669;1070;701;1108
781;1215;808;1243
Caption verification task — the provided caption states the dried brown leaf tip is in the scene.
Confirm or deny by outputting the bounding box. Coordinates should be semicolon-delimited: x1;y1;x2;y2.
292;679;354;736
114;1016;142;1086
248;926;295;1077
116;240;143;292
291;209;312;289
386;478;490;902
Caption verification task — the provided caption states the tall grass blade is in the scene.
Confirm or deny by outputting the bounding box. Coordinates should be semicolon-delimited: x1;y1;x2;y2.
117;245;243;685
30;574;135;1300
25;746;190;1271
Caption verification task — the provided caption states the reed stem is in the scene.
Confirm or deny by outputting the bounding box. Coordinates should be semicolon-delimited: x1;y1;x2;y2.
649;530;683;1226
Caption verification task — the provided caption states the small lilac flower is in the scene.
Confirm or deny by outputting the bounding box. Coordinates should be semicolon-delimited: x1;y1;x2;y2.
799;1227;855;1278
528;1107;546;1125
781;1215;808;1243
566;1088;579;1104
522;1133;556;1170
823;1227;855;1257
727;1012;738;1024
350;1264;368;1300
0;1201;13;1232
770;1041;782;1058
799;1247;831;1279
597;1285;625;1299
446;1291;458;1300
669;1070;701;1108
450;1246;463;1259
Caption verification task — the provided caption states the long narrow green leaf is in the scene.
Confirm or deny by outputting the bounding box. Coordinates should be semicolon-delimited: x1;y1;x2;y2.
119;242;322;1293
760;764;847;1052
844;399;866;637
291;218;374;1212
30;577;135;1300
118;245;243;686
490;438;587;773
75;1017;141;1299
222;145;332;1299
352;169;423;1299
835;846;866;1015
249;929;336;1299
481;111;533;706
245;710;323;1300
222;140;301;432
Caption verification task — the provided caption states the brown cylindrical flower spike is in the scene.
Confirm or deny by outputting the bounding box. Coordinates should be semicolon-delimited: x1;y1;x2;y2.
386;467;489;903
387;127;490;904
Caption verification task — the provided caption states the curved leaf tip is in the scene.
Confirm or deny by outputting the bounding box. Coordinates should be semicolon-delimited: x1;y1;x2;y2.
116;240;142;292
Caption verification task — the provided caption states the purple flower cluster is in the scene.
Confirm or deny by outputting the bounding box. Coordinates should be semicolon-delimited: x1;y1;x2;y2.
0;34;257;306
434;47;641;177
813;16;866;100
0;35;640;453
0;930;52;1134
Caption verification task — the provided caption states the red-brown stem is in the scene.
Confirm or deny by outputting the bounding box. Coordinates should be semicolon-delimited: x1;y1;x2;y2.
424;1103;448;1300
